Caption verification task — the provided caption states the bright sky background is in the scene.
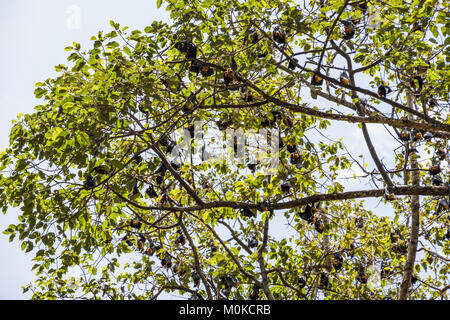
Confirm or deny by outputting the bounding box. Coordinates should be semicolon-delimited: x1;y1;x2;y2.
0;0;405;300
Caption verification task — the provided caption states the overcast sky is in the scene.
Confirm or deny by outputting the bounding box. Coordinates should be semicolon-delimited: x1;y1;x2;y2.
0;1;403;300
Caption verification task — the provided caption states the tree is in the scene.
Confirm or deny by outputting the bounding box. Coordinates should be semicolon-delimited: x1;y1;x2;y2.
0;0;449;300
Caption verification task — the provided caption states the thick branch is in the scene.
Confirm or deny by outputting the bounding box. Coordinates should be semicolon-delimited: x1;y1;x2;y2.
178;216;213;299
399;92;421;300
257;217;275;300
109;185;449;212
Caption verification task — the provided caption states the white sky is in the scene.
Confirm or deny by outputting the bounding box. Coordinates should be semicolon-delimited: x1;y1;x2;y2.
0;0;406;300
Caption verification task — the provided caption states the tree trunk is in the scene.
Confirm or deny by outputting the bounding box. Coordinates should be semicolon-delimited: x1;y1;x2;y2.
399;91;421;300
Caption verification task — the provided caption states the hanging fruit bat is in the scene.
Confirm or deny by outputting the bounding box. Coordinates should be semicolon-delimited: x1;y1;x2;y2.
146;185;158;198
445;227;450;240
333;253;344;271
161;256;172;268
429;158;441;175
155;174;164;185
377;85;392;98
261;114;276;128
240;86;254;102
311;70;324;86
393;241;408;254
355;217;364;229
432;174;443;186
287;143;297;153
247;163;257;173
342;20;356;40
319;272;329;289
93;165;107;175
170;160;181;171
192;272;201;287
132;154;143;164
172;264;182;275
298;276;307;288
217;119;232;131
280;181;291;193
299;204;318;223
273;27;286;44
219;276;235;289
390;230;400;243
249;285;260;300
200;64;214;77
231;57;238;72
436;147;446;160
347;242;356;257
84;175;96;189
189;292;202;300
410;129;423;141
130;181;140;196
399;129;410;142
145;246;154;256
340;71;350;85
190;60;213;77
240;208;256;218
384;185;395;201
409;76;423;93
130;217;142;229
290;152;301;165
137;234;146;250
435;198;449;215
247;29;259;44
175;234;186;246
174;40;197;59
428;98;437;108
189;59;202;74
283;115;294;127
411;22;422;32
314;218;324;233
288;57;298;70
356;265;368;284
122;234;133;247
223;67;234;85
248;236;258;248
258;201;272;212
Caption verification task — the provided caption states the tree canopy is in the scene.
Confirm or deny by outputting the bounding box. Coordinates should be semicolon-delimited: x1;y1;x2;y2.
1;0;449;300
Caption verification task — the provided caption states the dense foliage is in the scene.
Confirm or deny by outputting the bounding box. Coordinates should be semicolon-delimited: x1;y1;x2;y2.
1;0;449;300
